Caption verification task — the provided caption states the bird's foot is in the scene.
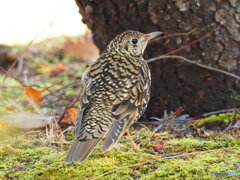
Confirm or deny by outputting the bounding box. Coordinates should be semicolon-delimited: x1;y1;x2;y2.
126;130;139;151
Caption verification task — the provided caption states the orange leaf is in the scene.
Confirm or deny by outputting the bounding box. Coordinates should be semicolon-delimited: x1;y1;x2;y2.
62;108;78;125
173;107;184;117
54;129;62;135
51;63;69;75
153;141;165;151
23;136;32;140
23;87;42;105
0;122;9;128
67;108;78;125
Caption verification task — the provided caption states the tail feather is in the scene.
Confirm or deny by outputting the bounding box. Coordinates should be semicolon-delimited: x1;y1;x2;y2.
65;138;102;163
102;132;124;153
102;118;134;153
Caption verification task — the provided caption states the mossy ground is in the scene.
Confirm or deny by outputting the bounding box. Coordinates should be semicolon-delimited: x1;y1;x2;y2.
0;127;239;180
195;111;240;128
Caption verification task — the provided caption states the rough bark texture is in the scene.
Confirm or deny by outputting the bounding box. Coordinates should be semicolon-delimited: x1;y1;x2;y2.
75;0;240;118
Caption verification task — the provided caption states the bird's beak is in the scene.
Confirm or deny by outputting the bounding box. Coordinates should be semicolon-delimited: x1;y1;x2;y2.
147;31;163;40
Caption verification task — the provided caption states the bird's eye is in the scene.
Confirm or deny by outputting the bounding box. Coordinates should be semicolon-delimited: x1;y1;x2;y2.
131;38;138;44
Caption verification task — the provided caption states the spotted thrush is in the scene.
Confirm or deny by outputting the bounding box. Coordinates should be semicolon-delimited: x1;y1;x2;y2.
65;30;162;163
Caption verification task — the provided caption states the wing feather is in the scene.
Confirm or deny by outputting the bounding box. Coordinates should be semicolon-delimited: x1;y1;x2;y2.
102;61;151;152
75;73;96;137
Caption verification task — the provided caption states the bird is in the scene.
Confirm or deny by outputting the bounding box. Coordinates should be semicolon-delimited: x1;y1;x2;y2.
65;30;162;163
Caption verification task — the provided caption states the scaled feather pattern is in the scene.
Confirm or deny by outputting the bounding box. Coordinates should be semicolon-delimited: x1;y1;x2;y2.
65;30;162;163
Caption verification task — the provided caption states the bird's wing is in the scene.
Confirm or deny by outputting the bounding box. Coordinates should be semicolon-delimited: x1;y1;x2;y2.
102;61;150;152
75;71;96;137
66;68;100;163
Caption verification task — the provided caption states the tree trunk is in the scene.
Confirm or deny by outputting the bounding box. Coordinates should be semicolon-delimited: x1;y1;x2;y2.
75;0;240;119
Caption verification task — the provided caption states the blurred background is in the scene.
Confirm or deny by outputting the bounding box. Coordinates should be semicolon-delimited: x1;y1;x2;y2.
0;0;87;45
0;0;99;130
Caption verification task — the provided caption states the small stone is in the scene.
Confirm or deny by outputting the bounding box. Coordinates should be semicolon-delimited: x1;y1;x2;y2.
176;37;182;45
237;7;240;13
85;5;93;14
215;9;228;25
236;14;240;23
196;0;201;7
163;14;171;21
175;0;190;12
229;0;237;7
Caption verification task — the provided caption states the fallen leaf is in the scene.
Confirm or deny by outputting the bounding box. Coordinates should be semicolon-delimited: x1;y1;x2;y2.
0;122;9;128
23;87;42;105
51;63;69;75
54;129;62;135
153;141;165;151
173;107;184;117
6;112;51;129
61;108;78;125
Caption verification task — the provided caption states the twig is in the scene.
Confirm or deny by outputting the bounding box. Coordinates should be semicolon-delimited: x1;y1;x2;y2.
162;24;221;56
23;69;29;86
0;85;22;89
0;66;24;86
44;87;66;105
42;79;81;100
162;147;239;160
17;56;24;74
44;75;82;90
146;55;240;81
58;85;83;123
224;110;237;131
0;65;76;110
150;28;196;42
134;121;162;126
91;158;161;180
189;108;240;121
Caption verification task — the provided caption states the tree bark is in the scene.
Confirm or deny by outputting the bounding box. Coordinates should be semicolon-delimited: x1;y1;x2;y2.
75;0;240;118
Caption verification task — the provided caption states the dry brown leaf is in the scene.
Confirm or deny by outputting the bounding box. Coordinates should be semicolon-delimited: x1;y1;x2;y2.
6;112;51;129
152;141;165;151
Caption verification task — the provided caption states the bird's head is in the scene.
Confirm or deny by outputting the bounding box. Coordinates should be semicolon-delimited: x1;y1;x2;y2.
107;30;162;56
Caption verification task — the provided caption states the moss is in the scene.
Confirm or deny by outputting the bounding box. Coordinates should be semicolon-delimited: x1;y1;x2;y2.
0;129;239;179
195;111;240;127
142;150;239;180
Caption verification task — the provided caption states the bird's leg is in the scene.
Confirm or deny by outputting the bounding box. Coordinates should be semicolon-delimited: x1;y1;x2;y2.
126;130;138;150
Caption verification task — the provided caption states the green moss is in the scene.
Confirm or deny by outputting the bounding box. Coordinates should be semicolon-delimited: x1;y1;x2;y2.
142;150;239;180
195;111;240;127
0;129;239;179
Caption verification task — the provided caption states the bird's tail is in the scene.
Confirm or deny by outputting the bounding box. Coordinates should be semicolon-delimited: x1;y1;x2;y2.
65;138;102;163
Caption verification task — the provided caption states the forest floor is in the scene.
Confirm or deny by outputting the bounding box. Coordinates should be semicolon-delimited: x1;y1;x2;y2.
0;36;239;179
0;127;239;179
